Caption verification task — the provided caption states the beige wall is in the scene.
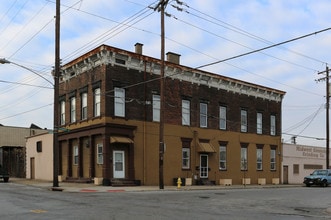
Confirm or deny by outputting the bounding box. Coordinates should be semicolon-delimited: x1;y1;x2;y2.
26;133;53;181
282;143;327;184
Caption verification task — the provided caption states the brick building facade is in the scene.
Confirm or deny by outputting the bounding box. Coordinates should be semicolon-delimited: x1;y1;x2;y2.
57;44;285;186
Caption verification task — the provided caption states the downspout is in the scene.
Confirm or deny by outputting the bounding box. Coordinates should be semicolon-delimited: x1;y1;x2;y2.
143;61;147;184
194;130;198;182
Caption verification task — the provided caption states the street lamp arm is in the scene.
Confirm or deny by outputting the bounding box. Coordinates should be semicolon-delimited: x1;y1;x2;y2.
0;58;54;86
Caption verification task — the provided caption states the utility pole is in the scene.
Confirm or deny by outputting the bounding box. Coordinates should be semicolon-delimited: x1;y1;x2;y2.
53;0;60;188
317;66;330;169
155;0;168;190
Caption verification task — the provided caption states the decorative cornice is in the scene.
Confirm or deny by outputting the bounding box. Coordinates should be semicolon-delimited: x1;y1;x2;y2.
61;46;285;102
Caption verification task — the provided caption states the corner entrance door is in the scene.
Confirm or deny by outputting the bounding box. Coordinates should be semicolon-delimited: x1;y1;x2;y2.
113;151;125;178
200;154;208;178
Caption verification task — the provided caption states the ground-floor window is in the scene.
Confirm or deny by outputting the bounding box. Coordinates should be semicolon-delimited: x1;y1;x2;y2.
219;145;226;170
73;145;78;165
97;144;103;164
182;148;190;169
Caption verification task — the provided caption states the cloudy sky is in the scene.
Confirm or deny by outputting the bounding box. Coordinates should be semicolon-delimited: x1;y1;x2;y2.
0;0;330;147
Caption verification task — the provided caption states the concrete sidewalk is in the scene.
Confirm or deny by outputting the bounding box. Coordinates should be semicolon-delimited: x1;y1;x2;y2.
9;178;301;193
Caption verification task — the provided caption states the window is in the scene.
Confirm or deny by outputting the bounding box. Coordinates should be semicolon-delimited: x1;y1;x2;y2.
293;164;299;174
256;148;262;170
81;92;87;120
94;88;100;117
36;141;42;153
97;144;103;164
73;145;78;165
182;100;190;125
60;101;65;125
219;145;227;170
270;148;276;170
270;115;276;135
200;103;207;127
241;147;248;170
219;106;227;130
114;87;125;117
70;97;76;123
257;112;262;134
241;109;247;132
182;148;190;169
153;94;160;122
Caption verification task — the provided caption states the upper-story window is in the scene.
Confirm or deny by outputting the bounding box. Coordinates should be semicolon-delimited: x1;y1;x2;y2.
153;94;160;122
219;106;227;130
94;88;100;117
60;100;65;125
182;99;190;126
270;115;276;136
114;87;125;117
241;109;247;132
200;103;208;128
81;92;87;120
70;97;76;123
257;112;263;134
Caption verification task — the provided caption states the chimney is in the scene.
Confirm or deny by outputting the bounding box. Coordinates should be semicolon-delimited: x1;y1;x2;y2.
135;43;143;55
166;52;180;64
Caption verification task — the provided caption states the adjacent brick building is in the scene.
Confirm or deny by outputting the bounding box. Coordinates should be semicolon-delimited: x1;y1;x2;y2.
57;44;285;186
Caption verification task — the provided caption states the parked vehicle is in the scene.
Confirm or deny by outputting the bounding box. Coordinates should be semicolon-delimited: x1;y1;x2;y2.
303;169;331;187
0;165;9;182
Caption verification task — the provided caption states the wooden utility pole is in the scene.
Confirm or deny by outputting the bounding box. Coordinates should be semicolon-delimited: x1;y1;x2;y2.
326;66;330;169
155;0;168;190
317;66;330;169
53;0;60;188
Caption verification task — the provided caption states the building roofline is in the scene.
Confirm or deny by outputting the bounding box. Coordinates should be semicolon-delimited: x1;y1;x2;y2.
61;44;286;98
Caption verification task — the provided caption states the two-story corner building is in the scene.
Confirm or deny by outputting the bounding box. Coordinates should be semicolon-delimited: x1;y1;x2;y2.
57;43;285;186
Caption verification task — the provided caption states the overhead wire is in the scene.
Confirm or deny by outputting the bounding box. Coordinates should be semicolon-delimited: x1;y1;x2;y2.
61;0;159;63
179;1;326;65
0;1;50;52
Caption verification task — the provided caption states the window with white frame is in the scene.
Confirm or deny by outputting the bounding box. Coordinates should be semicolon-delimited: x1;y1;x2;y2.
97;144;103;164
270;115;276;135
270;148;276;170
182;148;190;169
200;103;208;128
182;99;190;126
70;97;76;123
114;87;125;117
241;109;247;132
73;145;78;165
81;92;87;120
257;112;262;134
241;146;247;170
256;148;263;170
219;145;227;170
153;94;160;122
219;106;227;130
94;88;100;117
60;100;65;125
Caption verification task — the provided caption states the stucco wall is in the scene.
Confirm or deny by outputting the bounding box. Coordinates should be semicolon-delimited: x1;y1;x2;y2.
26;133;53;181
282;143;327;184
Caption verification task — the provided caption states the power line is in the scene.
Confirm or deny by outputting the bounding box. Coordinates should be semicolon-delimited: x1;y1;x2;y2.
177;2;326;65
195;27;331;69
